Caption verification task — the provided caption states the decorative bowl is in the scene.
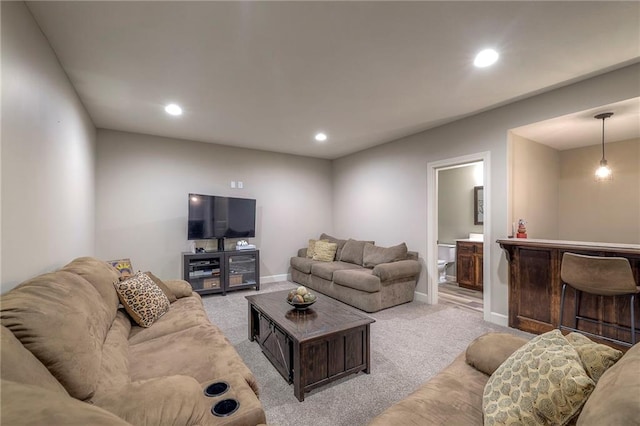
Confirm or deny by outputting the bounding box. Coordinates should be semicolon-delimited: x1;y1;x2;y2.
287;299;316;310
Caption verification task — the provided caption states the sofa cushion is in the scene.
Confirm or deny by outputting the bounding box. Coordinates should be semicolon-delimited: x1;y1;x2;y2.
565;332;623;383
363;242;408;268
369;352;488;426
128;296;210;345
94;311;131;396
306;238;328;259
291;256;319;274
0;271;113;400
114;272;171;328
0;326;68;395
465;332;528;376
577;342;640;425
320;233;348;259
144;271;177;303
483;330;595;426
0;380;132;426
61;256;121;317
333;269;381;293
312;240;338;262
311;261;362;281
339;239;374;265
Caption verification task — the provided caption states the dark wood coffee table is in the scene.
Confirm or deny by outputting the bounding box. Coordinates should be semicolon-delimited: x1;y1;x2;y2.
246;289;375;401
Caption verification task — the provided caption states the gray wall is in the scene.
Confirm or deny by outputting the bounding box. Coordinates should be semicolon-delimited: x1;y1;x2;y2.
1;2;96;292
333;63;640;319
438;164;484;245
95;130;333;281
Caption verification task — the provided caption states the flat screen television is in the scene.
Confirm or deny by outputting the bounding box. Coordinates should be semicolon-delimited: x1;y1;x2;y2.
188;194;256;247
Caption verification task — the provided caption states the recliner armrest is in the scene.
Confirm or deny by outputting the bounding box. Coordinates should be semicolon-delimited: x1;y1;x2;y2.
372;260;421;282
91;375;209;426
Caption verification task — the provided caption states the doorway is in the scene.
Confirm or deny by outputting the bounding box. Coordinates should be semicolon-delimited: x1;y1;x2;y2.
426;152;491;322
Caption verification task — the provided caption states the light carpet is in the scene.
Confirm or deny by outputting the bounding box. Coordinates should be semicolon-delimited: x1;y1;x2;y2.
201;281;529;426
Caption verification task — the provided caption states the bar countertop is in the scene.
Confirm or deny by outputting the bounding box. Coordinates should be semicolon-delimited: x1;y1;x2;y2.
496;238;640;255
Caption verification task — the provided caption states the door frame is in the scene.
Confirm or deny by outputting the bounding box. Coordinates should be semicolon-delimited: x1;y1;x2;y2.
426;151;491;322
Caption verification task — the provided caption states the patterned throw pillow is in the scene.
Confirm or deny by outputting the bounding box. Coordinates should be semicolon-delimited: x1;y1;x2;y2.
565;332;623;383
483;329;595;426
312;240;338;262
114;272;170;327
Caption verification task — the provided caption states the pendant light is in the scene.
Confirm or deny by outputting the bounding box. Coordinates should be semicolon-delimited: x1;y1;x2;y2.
594;112;613;181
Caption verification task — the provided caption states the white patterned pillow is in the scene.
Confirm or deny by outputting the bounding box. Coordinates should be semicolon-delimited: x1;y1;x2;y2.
114;272;170;327
483;330;595;426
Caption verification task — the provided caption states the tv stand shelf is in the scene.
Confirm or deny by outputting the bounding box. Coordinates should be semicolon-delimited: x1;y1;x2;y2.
182;250;260;296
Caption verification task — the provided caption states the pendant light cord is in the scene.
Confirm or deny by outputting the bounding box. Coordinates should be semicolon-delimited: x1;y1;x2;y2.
601;117;605;161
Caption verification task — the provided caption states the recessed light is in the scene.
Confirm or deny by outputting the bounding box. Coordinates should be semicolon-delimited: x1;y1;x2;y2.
315;132;327;142
474;49;499;68
165;103;183;116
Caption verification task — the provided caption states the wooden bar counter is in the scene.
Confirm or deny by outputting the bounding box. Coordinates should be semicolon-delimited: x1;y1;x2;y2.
497;238;640;346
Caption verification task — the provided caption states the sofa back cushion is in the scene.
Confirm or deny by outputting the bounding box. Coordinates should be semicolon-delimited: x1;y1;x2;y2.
340;239;375;266
0;271;113;400
363;242;408;268
577;342;640;425
61;257;121;319
320;233;347;259
1;326;68;395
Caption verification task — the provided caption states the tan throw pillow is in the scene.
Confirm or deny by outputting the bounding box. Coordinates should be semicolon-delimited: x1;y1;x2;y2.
483;329;595;426
114;272;170;328
565;332;623;383
362;242;408;268
319;233;348;259
107;258;134;281
306;239;328;259
312;240;338;262
143;271;177;303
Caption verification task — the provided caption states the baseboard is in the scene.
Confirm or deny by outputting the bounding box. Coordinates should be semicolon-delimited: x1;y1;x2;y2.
487;312;508;327
260;274;290;284
413;291;429;304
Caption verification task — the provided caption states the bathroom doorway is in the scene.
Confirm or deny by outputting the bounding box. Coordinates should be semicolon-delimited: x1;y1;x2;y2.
426;152;491;321
436;162;484;313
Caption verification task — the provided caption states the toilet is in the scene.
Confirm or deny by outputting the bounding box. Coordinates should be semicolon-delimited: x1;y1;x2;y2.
437;244;456;283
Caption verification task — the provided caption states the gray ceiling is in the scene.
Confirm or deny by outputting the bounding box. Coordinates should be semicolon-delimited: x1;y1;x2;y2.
27;1;640;159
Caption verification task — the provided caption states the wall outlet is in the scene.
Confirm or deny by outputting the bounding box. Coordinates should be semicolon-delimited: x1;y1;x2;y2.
238;181;244;189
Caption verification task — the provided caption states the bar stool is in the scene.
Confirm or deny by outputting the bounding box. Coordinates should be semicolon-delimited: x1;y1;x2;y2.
559;252;639;347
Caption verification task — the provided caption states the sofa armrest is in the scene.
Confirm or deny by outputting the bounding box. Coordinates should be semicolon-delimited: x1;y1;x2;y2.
92;375;209;426
465;332;529;376
297;248;307;258
372;259;421;282
163;280;194;299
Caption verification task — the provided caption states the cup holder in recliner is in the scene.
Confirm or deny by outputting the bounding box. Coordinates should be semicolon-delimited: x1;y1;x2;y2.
204;381;229;397
211;399;240;417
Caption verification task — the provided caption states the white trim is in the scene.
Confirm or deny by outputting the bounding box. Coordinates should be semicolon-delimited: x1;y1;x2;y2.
260;273;290;284
426;151;492;322
489;312;508;327
413;291;429;304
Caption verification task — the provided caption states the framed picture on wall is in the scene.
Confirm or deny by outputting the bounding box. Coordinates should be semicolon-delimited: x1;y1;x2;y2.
474;186;484;225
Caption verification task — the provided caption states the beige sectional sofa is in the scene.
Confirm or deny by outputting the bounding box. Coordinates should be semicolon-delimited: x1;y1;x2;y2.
290;233;421;312
369;331;640;425
0;257;266;425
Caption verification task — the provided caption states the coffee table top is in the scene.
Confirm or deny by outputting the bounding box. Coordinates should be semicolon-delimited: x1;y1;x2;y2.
246;289;375;342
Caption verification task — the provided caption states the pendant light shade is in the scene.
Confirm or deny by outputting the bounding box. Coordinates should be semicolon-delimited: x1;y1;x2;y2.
594;112;613;182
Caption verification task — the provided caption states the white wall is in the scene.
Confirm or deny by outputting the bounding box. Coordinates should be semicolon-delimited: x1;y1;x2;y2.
559;138;640;243
95;130;332;281
510;134;560;239
1;2;96;292
333;63;640;320
438;164;484;245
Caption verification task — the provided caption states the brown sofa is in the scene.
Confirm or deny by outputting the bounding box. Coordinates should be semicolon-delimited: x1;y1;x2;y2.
369;332;640;425
0;257;266;425
290;234;422;312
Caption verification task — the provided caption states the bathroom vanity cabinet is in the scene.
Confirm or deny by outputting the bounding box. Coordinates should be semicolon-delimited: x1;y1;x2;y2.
456;240;483;291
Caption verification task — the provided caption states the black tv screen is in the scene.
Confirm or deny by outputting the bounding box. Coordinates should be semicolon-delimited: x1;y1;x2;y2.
188;194;256;240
